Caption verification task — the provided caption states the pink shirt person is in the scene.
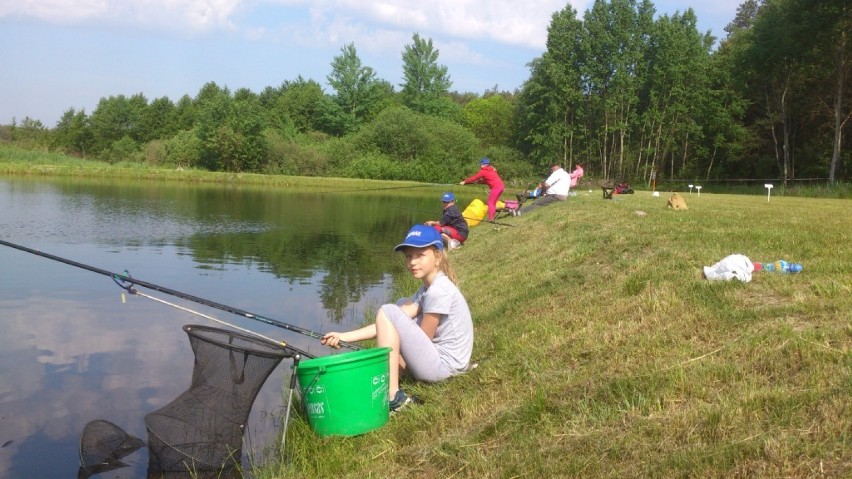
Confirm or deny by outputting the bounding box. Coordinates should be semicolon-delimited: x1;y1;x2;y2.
460;158;505;221
569;163;585;188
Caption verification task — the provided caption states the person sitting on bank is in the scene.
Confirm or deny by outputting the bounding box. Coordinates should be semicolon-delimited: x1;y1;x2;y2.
321;224;474;412
568;163;585;195
425;192;468;250
518;163;571;215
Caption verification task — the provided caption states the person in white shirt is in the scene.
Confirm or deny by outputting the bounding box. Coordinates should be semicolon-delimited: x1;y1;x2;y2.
518;164;571;214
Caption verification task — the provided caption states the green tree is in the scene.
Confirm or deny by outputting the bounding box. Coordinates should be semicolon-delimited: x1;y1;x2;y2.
697;42;749;179
400;33;456;118
727;0;851;182
194;82;233;170
192;83;269;172
462;94;515;147
517;4;586;167
276;77;335;134
327;43;391;133
789;0;851;183
164;129;202;168
88;93;149;156
724;0;764;38
140;96;177;142
340;106;478;181
582;0;655;179
10;116;49;148
174;94;197;131
227;93;268;172
52;108;93;156
641;10;714;180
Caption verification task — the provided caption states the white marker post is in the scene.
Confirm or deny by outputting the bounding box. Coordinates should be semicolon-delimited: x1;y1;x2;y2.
764;183;773;202
695;186;702;197
688;184;694;194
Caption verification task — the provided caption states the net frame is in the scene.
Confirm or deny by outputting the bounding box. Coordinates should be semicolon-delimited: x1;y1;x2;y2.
144;324;293;473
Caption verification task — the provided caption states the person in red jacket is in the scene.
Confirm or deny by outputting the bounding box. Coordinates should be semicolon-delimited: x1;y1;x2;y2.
459;157;505;221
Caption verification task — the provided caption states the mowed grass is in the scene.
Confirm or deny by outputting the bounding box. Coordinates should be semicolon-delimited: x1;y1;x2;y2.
3;147;849;477
265;191;851;478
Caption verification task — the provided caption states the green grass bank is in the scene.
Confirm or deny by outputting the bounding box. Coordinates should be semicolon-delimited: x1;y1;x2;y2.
0;144;426;192
268;191;850;478
2;146;850;477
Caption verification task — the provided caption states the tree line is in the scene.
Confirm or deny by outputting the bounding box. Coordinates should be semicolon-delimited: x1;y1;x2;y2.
3;0;850;185
518;0;850;184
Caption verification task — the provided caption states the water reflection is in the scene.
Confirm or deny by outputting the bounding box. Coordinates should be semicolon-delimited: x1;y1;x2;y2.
0;176;442;478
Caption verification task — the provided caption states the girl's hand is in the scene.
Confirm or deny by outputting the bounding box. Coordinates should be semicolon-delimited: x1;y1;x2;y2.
458;181;465;185
321;332;343;349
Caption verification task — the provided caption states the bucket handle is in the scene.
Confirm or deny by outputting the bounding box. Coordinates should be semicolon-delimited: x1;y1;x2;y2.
299;366;326;396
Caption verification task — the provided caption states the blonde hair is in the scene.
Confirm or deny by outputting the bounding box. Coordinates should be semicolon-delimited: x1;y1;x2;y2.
435;248;458;285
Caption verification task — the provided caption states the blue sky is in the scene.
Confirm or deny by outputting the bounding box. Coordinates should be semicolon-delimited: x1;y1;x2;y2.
0;0;742;127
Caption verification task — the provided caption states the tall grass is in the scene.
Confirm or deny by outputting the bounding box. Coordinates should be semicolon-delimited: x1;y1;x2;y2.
0;144;434;193
259;191;850;478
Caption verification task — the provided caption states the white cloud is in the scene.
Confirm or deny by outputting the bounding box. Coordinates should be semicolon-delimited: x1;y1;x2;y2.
1;0;241;31
433;39;489;66
0;0;110;23
322;0;584;49
2;0;585;48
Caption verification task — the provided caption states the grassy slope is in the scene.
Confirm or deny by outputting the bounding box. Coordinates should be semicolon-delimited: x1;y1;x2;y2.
274;191;851;478
2;147;849;477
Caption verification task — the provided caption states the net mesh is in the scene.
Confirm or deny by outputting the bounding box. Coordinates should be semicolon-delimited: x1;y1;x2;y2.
144;324;291;473
78;419;145;478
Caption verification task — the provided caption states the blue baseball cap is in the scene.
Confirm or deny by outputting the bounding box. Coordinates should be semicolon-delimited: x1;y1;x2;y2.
441;192;455;202
480;157;491;165
394;224;444;251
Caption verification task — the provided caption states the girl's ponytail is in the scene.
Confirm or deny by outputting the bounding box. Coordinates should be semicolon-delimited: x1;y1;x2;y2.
437;249;458;285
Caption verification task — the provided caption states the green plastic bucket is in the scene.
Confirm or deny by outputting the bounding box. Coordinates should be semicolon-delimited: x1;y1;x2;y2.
296;347;391;437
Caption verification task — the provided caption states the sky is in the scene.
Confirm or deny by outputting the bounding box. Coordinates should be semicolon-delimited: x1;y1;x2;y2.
0;0;742;127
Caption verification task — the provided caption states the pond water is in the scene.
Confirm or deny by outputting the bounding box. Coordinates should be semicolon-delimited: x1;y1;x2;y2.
0;176;445;478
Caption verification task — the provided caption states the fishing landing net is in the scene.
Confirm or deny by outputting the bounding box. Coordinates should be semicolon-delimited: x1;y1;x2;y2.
78;324;295;475
78;420;145;478
144;324;294;473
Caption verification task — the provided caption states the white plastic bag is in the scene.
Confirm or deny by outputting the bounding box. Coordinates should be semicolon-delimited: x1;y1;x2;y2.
703;254;754;283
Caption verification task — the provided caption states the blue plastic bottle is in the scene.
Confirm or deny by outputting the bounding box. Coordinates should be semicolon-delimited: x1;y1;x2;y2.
762;260;803;273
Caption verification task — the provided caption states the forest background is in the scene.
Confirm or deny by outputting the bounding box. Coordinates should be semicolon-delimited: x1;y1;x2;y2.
2;0;850;188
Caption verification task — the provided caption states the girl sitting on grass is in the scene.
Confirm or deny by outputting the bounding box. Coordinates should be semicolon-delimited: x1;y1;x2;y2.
321;224;474;412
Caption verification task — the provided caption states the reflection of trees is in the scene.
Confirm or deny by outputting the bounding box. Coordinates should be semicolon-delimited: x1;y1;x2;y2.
174;190;417;322
183;229;390;322
50;179;423;323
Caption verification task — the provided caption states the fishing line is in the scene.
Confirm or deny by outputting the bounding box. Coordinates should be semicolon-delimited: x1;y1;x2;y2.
125;287;314;358
0;239;362;351
329;182;456;194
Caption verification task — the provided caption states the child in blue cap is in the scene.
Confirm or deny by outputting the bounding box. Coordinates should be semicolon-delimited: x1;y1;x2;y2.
321;224;474;412
425;192;468;250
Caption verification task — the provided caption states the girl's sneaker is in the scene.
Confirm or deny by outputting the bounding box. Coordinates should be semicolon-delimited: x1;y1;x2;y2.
389;389;421;412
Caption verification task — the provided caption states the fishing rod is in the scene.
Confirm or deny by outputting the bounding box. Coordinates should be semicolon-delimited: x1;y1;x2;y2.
330;182;456;194
387;205;517;228
120;284;315;359
0;239;362;351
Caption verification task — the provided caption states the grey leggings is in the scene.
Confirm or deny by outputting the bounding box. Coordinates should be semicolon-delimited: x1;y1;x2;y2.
381;304;452;383
520;194;567;213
